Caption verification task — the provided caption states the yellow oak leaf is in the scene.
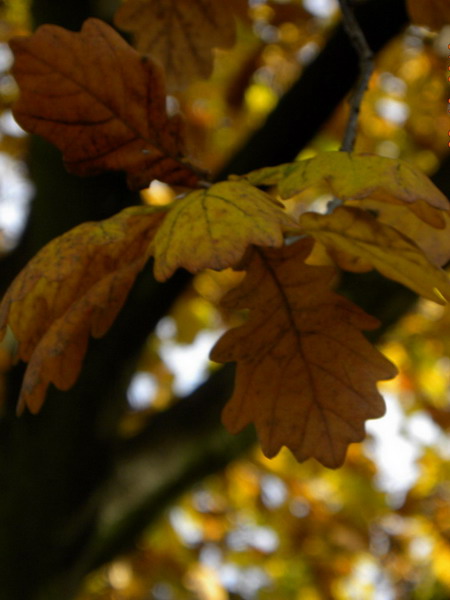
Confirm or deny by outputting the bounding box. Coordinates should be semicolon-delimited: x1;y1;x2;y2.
10;18;198;190
0;206;165;414
210;239;397;468
407;0;450;30
152;180;299;281
243;152;449;228
115;0;246;90
299;206;450;304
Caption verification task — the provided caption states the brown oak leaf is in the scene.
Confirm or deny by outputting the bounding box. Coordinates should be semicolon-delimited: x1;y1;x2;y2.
115;0;247;90
0;206;165;414
10;18;198;190
210;239;397;468
407;0;450;30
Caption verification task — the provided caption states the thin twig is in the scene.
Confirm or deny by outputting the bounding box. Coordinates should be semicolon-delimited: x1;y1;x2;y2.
338;0;374;151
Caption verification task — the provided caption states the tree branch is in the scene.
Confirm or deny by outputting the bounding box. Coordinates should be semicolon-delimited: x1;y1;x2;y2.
338;0;374;151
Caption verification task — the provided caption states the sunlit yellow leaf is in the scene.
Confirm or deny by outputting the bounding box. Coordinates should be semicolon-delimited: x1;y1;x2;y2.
433;539;450;586
243;152;449;228
152;180;299;281
211;239;396;468
299;206;450;304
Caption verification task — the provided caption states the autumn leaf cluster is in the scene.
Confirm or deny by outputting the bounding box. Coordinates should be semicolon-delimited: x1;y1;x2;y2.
1;0;450;468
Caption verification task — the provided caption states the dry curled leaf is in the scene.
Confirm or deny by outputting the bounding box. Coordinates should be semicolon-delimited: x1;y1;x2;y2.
243;152;449;228
348;199;450;268
10;18;198;190
407;0;450;30
0;206;164;414
152;179;299;281
300;206;450;304
211;239;397;468
115;0;246;90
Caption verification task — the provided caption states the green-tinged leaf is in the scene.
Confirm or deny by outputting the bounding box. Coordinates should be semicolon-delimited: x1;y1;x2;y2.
152;179;300;281
243;152;449;228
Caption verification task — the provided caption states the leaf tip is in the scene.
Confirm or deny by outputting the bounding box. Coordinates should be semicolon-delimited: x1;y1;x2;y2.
152;260;172;283
432;286;449;305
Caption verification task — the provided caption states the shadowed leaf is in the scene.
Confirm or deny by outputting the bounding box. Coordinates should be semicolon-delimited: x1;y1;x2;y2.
10;18;199;190
211;239;397;468
115;0;246;90
0;206;165;414
349;199;450;268
300;206;450;304
152;179;299;281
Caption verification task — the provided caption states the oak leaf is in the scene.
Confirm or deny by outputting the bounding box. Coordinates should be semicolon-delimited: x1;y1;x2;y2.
115;0;246;90
10;18;198;190
210;239;397;468
407;0;450;30
299;206;450;304
152;180;299;281
0;206;165;414
243;152;449;228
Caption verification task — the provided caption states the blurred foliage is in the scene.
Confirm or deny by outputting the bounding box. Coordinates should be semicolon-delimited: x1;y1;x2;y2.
0;0;30;253
77;0;450;596
2;0;450;598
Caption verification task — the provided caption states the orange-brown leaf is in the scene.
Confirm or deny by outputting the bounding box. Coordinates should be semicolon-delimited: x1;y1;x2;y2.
407;0;450;30
115;0;246;90
0;206;164;414
10;18;198;190
210;239;397;468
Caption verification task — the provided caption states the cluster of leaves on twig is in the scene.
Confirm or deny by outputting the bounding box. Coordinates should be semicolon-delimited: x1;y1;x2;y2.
1;0;450;468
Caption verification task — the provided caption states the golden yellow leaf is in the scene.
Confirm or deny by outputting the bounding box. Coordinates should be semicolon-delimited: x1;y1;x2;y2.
299;206;450;304
115;0;246;90
0;206;164;414
10;18;199;190
211;239;397;468
152;180;299;281
407;0;450;30
243;152;449;228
